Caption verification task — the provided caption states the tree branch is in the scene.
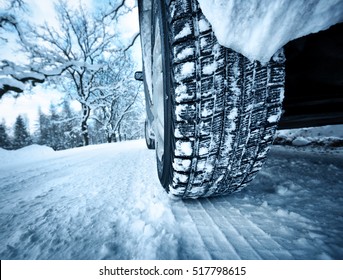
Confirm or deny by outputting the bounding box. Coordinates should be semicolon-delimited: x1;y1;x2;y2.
123;33;140;53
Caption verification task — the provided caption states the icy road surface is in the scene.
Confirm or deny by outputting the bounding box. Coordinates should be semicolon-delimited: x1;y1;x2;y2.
0;140;342;260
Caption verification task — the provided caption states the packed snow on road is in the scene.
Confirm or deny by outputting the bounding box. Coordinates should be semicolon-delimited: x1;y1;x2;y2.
0;128;342;260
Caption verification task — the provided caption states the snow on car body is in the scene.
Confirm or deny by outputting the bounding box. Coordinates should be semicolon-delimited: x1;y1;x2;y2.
198;0;343;64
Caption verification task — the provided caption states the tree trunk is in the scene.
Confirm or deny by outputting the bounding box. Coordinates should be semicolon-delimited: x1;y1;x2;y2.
118;125;122;142
81;120;89;145
81;104;90;146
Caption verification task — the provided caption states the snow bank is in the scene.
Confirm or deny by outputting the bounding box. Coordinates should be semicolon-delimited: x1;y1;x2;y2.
0;145;55;167
198;0;343;63
275;125;343;147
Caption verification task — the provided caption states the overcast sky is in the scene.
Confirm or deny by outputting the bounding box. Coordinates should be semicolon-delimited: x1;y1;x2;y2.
0;0;141;133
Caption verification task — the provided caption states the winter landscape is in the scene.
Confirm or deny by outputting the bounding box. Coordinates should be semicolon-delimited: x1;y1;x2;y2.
1;0;343;261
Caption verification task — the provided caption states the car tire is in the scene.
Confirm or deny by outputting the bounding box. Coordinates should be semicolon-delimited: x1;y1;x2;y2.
151;0;285;198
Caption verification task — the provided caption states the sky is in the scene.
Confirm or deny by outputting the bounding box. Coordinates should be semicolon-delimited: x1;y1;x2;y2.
0;0;141;133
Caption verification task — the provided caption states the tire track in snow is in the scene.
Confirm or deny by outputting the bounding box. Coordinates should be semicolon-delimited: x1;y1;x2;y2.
203;198;294;259
171;201;213;259
179;199;243;259
193;199;260;259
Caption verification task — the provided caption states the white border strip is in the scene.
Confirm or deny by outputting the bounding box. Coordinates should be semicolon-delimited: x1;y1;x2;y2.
1;260;343;280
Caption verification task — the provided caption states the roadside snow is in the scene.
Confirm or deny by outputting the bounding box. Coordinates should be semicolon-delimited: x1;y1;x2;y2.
275;125;343;147
278;124;343;138
292;137;312;146
0;141;179;259
0;145;55;167
198;0;343;63
0;139;342;259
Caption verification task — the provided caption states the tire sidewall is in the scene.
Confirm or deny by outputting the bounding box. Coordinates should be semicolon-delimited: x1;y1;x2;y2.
153;0;174;190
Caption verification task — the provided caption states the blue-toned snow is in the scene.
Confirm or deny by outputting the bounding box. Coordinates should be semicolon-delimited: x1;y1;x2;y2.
0;126;342;259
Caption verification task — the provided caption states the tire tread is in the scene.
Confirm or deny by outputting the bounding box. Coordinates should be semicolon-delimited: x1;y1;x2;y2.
165;0;285;198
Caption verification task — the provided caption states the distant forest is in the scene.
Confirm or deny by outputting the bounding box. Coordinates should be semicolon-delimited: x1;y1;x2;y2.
0;99;144;151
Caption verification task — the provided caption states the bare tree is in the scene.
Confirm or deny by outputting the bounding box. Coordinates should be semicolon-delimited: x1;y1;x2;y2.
0;0;27;32
0;0;138;98
17;0;134;145
1;0;142;146
0;0;73;97
0;0;43;97
91;53;142;143
0;59;75;98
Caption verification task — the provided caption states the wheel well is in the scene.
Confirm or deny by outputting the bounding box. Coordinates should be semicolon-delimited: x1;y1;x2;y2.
280;22;343;129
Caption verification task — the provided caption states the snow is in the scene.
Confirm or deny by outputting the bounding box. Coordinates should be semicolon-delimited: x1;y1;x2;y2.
200;37;208;48
197;0;343;63
275;125;343;147
13;71;45;81
0;139;342;259
173;158;191;172
199;147;208;156
0;77;25;91
0;59;102;96
228;108;238;120
176;47;194;61
198;18;211;33
202;61;217;75
179;62;195;79
175;140;193;157
201;107;212;118
0;145;55;167
175;23;192;40
267;113;281;124
175;84;188;103
292;137;312;146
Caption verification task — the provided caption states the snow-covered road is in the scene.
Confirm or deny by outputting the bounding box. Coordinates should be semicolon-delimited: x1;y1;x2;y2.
0;140;342;259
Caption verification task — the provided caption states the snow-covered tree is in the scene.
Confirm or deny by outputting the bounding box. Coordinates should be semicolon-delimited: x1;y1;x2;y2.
1;1;139;95
2;0;142;146
17;0;135;146
0;121;12;149
117;91;145;141
13;114;31;149
37;107;50;146
90;53;143;143
60;100;82;148
0;0;49;97
49;103;65;150
37;101;82;150
0;0;27;40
